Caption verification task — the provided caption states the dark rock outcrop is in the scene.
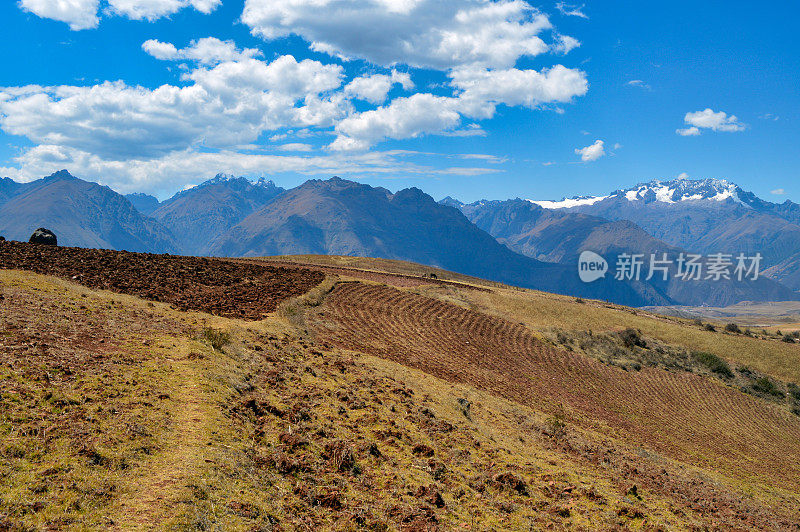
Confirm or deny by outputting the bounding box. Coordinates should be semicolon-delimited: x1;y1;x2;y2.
29;227;57;246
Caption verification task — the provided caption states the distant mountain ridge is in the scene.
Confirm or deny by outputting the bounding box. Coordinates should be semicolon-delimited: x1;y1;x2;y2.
0;170;178;253
446;196;798;306
207;176;665;305
125;193;160;215
488;178;800;290
2;171;799;307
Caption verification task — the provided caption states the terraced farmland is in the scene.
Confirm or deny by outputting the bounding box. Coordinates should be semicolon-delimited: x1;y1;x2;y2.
311;282;800;502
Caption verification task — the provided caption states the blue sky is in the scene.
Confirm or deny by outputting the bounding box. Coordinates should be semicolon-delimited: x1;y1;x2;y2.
0;1;797;203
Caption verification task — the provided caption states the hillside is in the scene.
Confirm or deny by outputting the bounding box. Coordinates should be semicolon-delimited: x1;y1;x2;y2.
2;248;799;529
0;170;179;253
125;193;160;215
208;177;662;306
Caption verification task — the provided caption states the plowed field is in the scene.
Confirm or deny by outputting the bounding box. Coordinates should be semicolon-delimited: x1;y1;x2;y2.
0;242;323;320
311;282;800;493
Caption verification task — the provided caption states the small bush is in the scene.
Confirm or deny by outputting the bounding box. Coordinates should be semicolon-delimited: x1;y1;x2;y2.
574;297;585;304
751;377;784;398
787;383;800;401
692;352;734;379
704;323;716;332
724;323;741;334
543;413;567;439
618;328;646;349
782;335;796;343
202;327;231;351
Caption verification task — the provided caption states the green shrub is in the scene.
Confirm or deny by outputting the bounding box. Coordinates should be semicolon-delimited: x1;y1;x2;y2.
787;383;800;401
202;327;231;351
691;352;734;379
724;323;741;334
618;328;646;349
704;323;716;332
782;335;796;343
751;377;784;398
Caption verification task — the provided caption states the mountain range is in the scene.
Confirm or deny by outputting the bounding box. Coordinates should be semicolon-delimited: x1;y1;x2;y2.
0;170;178;253
0;170;798;307
509;179;800;291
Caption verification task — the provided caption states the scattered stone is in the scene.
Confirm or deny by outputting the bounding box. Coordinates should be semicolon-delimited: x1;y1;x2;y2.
492;472;528;495
456;397;471;419
415;485;446;508
412;443;435;457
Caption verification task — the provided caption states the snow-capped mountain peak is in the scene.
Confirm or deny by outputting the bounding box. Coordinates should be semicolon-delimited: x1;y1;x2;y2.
617;178;742;204
529;178;745;209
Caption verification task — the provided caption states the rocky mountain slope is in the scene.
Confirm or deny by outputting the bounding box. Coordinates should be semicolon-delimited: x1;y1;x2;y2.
524;178;800;289
449;197;798;306
125;192;160;215
151;174;284;255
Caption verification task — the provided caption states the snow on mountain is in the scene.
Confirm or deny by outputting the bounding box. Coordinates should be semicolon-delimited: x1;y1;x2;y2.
528;195;609;209
530;178;746;209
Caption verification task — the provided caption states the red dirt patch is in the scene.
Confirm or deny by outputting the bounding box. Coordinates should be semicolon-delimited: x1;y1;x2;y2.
0;242;324;320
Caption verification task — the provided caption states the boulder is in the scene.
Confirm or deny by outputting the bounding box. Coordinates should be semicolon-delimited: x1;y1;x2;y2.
29;228;57;246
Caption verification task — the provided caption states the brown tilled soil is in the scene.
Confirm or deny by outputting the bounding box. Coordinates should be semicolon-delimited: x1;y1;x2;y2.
0;242;324;320
310;282;800;526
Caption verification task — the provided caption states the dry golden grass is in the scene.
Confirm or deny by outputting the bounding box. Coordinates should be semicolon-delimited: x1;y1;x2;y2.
260;254;501;287
310;281;800;516
415;282;800;385
4;258;800;530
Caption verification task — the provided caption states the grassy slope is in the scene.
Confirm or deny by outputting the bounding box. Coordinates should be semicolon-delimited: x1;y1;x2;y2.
2;262;800;529
421;284;800;385
274;255;800;385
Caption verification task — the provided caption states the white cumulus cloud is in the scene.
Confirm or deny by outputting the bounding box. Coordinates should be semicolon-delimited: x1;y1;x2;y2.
677;108;746;136
18;0;219;29
344;71;414;104
0;55;347;160
676;126;701;136
142;38;263;65
331;94;462;151
106;0;221;21
330;65;587;151
450;65;588;117
18;0;100;30
242;0;568;70
575;139;605;162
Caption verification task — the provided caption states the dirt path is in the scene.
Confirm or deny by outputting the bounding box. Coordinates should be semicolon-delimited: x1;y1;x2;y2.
112;340;213;530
